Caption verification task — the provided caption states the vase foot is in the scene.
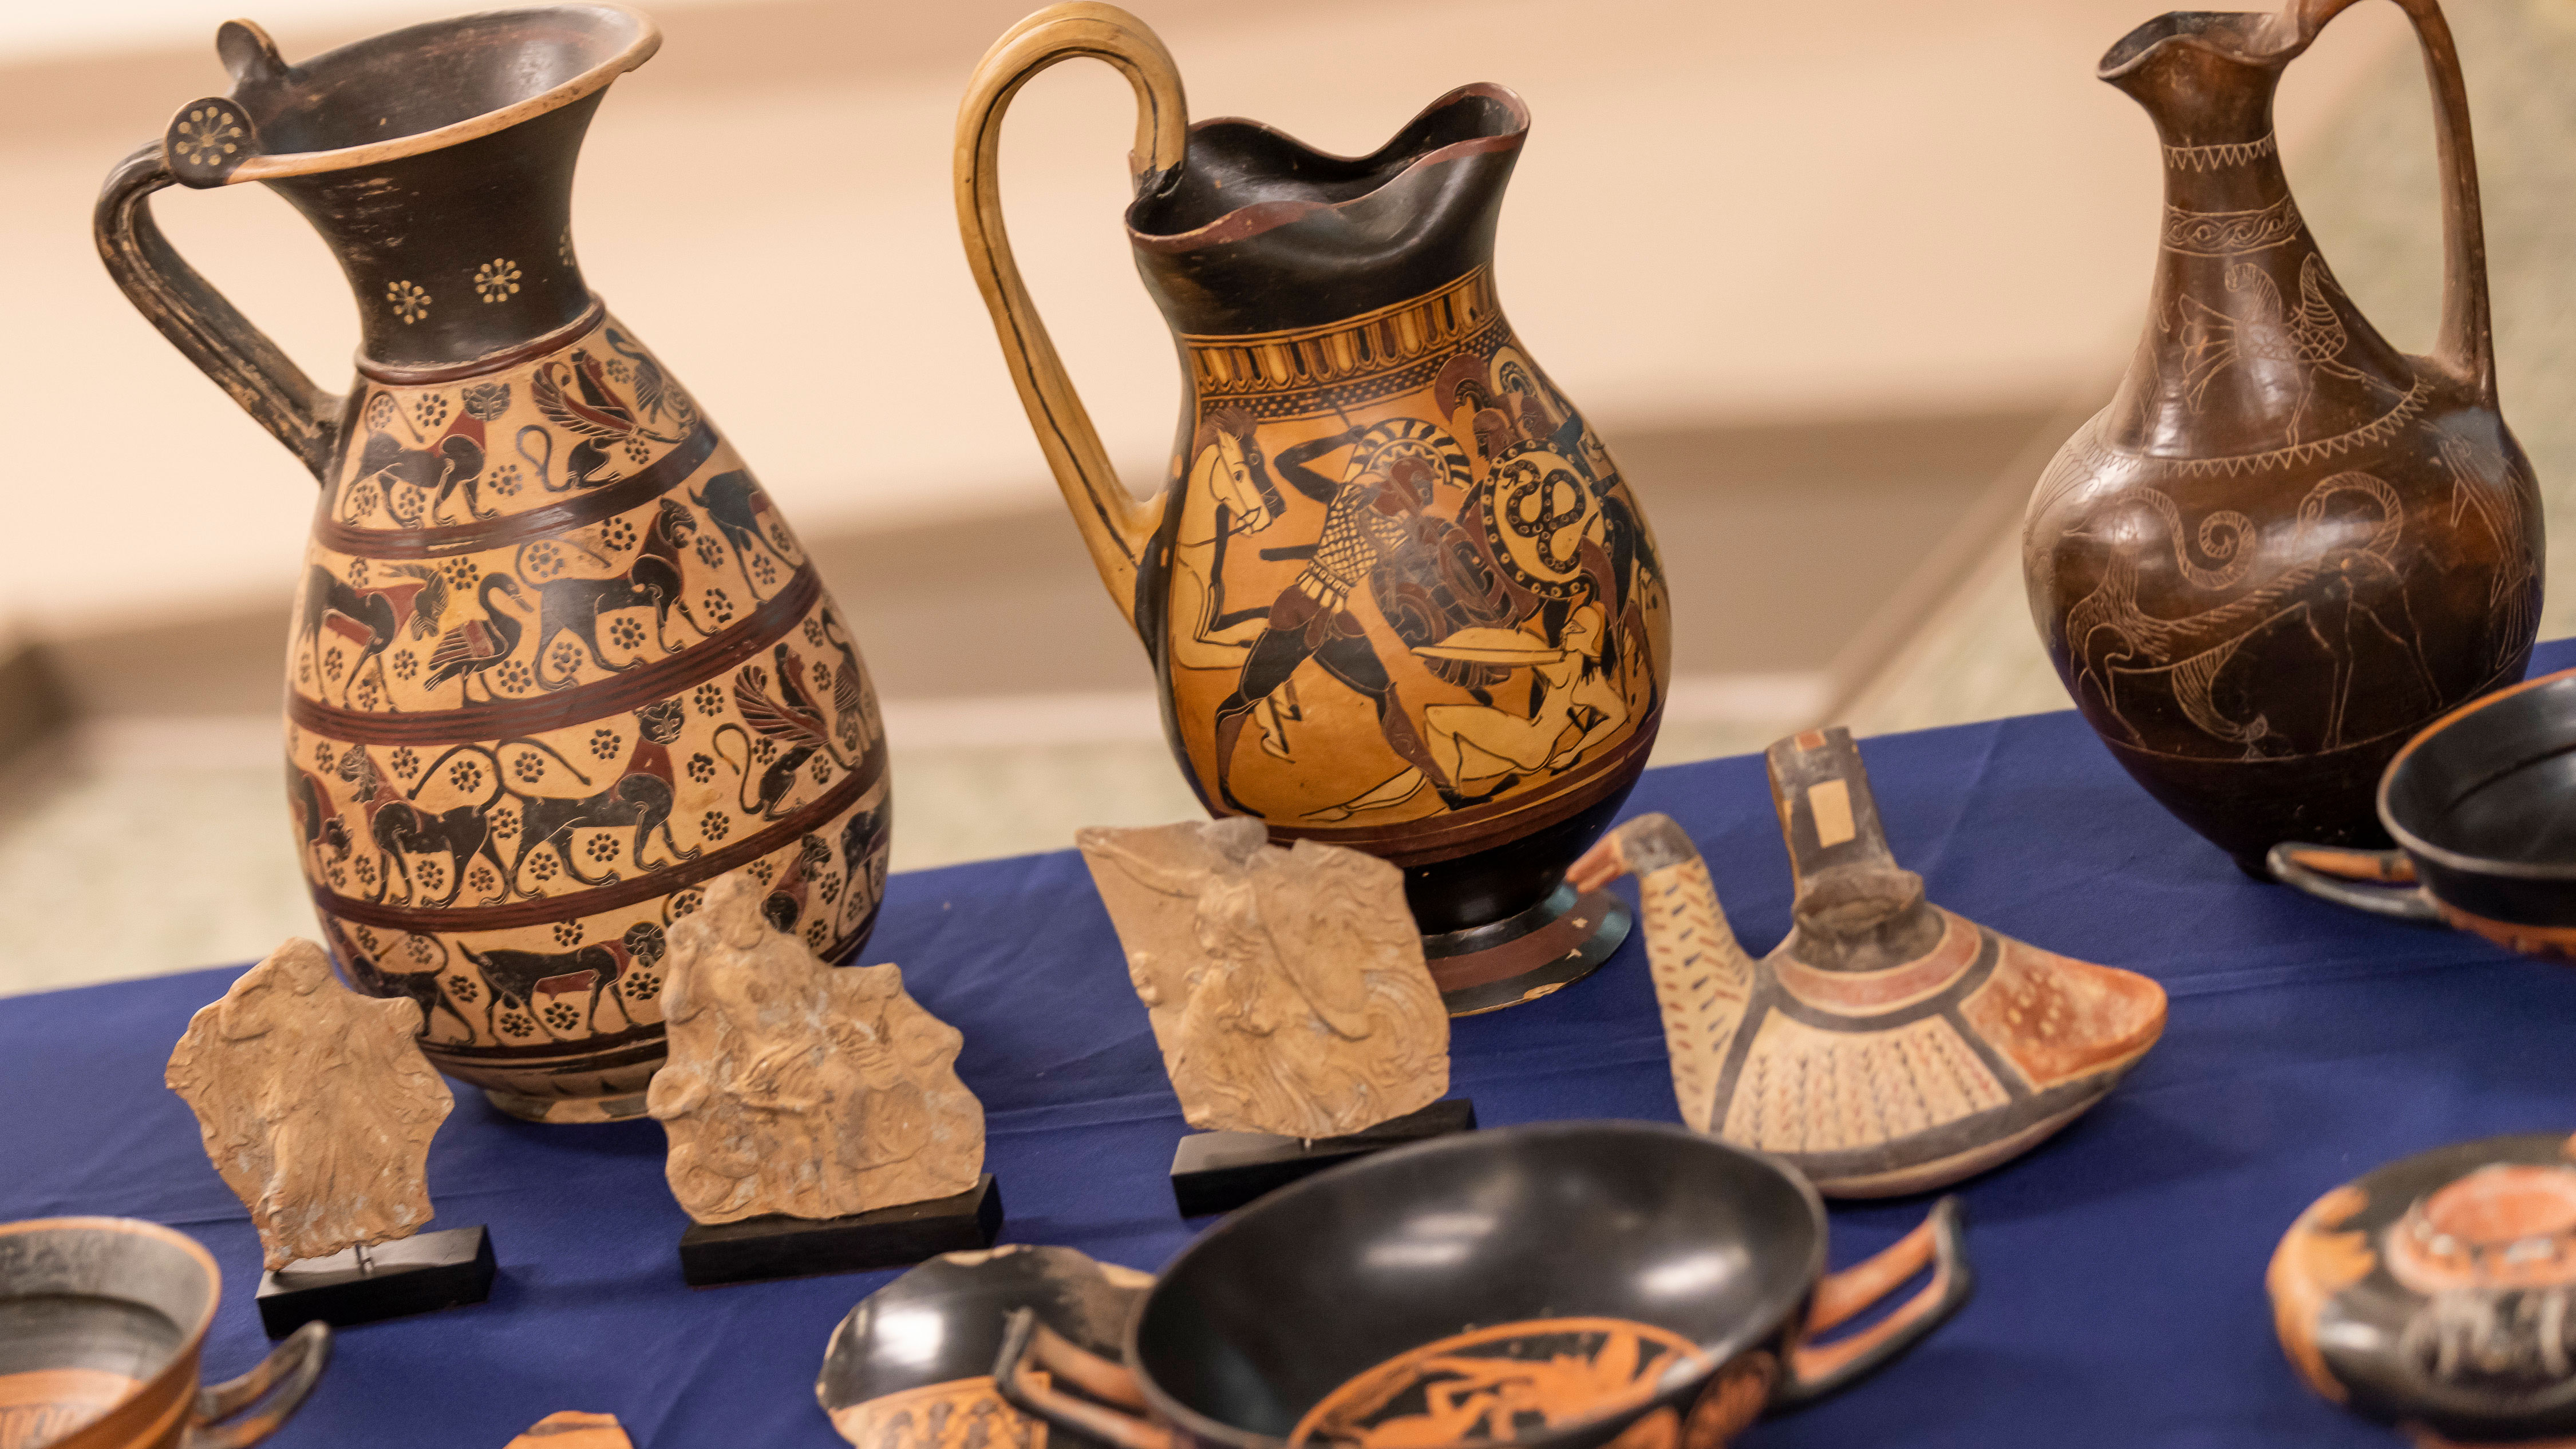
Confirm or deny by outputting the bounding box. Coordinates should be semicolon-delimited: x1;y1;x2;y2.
482;1087;653;1124
1422;883;1629;1017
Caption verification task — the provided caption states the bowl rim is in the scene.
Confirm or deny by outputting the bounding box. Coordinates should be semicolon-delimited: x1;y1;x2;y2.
0;1216;222;1431
2382;669;2576;882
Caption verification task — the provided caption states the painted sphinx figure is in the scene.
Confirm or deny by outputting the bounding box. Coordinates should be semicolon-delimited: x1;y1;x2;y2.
1569;728;2167;1197
957;4;1670;1015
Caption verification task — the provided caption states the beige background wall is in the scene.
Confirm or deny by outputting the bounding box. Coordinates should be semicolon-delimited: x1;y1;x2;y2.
1;0;2454;991
0;0;2402;640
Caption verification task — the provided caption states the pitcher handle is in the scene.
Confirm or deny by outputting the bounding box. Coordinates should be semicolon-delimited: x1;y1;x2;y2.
96;138;345;482
2292;0;2493;401
994;1308;1172;1449
183;1320;331;1448
1768;1197;1971;1413
953;3;1186;628
2266;843;2443;921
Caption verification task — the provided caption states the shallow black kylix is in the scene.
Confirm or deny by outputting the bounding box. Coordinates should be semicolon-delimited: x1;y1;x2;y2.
997;1121;1970;1449
2273;668;2576;956
817;1244;1151;1448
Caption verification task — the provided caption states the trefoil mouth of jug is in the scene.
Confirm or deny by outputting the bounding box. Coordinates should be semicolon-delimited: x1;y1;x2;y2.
2096;9;2302;81
1125;82;1528;252
179;3;659;187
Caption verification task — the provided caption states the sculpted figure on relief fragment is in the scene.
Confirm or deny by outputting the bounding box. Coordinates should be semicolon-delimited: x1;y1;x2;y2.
165;937;453;1270
648;873;984;1224
1080;817;1449;1139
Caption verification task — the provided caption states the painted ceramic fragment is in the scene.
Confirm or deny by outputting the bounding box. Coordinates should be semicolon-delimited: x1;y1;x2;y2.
166;938;451;1270
817;1244;1149;1449
649;874;983;1225
505;1412;633;1448
2272;1132;2576;1444
1079;817;1449;1139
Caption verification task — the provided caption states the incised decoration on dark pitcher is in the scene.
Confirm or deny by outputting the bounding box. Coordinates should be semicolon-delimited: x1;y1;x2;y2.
2022;0;2540;870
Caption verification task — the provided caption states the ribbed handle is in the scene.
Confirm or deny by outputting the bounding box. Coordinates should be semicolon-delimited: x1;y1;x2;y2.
953;4;1188;628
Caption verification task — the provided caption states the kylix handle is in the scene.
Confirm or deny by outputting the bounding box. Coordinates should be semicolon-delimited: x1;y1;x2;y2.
995;1308;1172;1449
953;3;1187;629
183;1320;331;1448
2292;0;2494;401
1769;1196;1971;1412
95;137;345;483
2266;843;2441;921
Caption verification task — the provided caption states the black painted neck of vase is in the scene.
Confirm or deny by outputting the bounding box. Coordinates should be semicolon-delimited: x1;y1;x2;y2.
1125;86;1526;336
262;94;601;372
2097;11;2416;455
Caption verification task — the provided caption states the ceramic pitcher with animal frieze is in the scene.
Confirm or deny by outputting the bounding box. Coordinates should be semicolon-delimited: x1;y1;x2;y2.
2024;0;2541;872
97;6;889;1122
955;5;1670;1014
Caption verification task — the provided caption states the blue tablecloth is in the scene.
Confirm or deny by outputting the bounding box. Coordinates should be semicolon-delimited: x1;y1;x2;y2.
11;643;2576;1448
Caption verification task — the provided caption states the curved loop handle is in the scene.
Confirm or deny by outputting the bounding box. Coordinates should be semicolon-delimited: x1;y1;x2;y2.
96;142;345;482
953;3;1188;628
184;1320;331;1448
1769;1196;1971;1414
994;1308;1171;1449
2293;0;2494;400
2266;842;2443;921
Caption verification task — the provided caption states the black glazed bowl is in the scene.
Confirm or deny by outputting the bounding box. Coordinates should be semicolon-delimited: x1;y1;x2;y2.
2271;1132;2576;1440
817;1245;1150;1448
2271;670;2576;954
999;1121;1969;1449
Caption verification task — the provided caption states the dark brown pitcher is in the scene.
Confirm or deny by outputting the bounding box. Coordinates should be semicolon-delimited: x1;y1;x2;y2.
97;7;891;1123
2021;0;2541;872
955;5;1671;1013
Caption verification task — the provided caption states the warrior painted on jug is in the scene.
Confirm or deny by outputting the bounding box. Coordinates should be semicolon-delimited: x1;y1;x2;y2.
1160;270;1666;836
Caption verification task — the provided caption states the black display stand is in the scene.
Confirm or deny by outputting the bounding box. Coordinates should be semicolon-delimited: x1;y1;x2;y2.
678;1174;1004;1286
1172;1099;1477;1217
256;1224;495;1337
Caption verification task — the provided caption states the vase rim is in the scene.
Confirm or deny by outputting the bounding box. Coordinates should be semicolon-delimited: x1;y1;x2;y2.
194;3;660;188
1124;81;1527;256
2096;8;2309;83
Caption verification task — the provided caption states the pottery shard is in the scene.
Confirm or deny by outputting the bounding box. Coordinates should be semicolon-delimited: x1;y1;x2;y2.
165;937;453;1271
647;873;983;1225
1078;817;1449;1139
505;1412;633;1448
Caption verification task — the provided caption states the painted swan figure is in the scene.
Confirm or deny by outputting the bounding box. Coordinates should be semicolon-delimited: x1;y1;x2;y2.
1568;727;2167;1197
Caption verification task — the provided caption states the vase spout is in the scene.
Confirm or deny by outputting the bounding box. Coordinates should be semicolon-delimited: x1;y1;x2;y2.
164;5;660;373
2098;11;2309;149
1126;84;1529;338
